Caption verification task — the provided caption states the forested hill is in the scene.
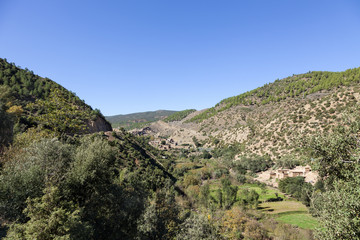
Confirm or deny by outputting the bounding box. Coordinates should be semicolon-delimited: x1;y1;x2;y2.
189;67;360;122
0;58;181;239
106;110;177;129
0;58;111;137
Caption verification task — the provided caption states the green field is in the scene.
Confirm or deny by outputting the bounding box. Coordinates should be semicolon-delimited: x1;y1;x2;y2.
208;182;287;203
260;201;307;214
260;201;319;229
237;184;285;202
198;177;319;230
276;213;319;229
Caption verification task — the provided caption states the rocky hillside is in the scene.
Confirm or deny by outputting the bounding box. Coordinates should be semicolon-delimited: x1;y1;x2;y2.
134;67;360;159
0;58;111;137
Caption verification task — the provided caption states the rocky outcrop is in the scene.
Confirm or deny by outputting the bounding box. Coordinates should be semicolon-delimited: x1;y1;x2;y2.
131;127;153;136
87;116;112;133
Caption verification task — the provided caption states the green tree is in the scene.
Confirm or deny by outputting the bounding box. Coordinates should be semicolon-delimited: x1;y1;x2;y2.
0;85;13;149
0;139;73;222
26;89;90;135
302;107;360;184
221;178;238;209
175;214;223;240
137;186;180;240
200;183;210;208
5;187;92;240
313;166;360;240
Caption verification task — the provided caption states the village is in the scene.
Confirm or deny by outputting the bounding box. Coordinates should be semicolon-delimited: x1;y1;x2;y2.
257;165;318;187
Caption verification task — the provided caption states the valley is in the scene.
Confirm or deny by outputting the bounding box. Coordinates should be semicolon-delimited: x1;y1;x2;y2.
0;58;359;239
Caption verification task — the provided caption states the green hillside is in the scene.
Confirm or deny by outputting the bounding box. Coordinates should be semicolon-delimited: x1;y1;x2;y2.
2;58;360;239
0;58;111;137
106;110;177;129
0;59;180;239
163;109;196;122
189;67;360;123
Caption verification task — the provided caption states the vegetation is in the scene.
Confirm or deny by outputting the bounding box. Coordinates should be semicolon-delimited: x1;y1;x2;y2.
163;109;196;122
278;177;313;206
188;67;360;122
0;86;14;150
0;130;181;239
106;110;177;129
2;58;360;239
236;154;273;173
276;213;319;230
0;58;109;136
302;106;360;239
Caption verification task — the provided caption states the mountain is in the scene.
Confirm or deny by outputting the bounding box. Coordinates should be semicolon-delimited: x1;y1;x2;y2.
106;110;177;129
135;67;360;158
0;58;112;139
1;58;358;239
0;59;178;239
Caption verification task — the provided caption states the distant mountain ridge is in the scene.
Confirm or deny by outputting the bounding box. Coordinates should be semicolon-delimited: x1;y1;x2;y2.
106;110;177;129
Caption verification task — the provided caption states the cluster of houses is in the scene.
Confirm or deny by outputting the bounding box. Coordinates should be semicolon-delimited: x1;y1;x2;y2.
269;166;311;179
257;165;318;187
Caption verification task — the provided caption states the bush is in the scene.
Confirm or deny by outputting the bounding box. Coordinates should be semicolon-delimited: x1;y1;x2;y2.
202;150;212;159
278;176;312;206
212;168;229;179
238;155;273;173
236;174;247;184
274;155;300;169
0;139;74;222
176;214;223;240
183;174;200;187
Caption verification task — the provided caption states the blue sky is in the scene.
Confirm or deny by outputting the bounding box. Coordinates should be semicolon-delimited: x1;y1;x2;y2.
0;0;360;115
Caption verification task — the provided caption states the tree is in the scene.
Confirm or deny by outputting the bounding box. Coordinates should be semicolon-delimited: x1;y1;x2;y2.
175;214;223;240
200;183;210;208
313;166;360;240
0;108;13;149
0;85;13;149
302;109;360;185
220;178;238;209
4;187;92;240
304;107;360;238
26;89;90;135
192;136;201;148
137;186;180;240
0;139;73;222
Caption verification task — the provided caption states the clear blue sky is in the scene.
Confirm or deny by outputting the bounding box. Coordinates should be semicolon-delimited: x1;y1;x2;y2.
1;0;360;115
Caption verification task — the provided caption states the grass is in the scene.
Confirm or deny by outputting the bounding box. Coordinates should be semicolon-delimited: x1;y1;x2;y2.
276;213;319;229
190;172;319;230
208;182;287;205
237;184;285;202
259;201;319;230
259;201;307;214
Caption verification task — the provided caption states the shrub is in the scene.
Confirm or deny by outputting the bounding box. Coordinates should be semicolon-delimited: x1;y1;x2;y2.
236;174;247;184
238;155;273;173
176;214;223;240
183;174;200;187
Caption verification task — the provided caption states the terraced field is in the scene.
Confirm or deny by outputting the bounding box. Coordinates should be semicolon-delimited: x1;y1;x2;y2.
260;201;319;229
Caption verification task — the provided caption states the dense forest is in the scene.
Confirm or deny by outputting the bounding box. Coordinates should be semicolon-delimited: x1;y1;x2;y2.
1;60;360;239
